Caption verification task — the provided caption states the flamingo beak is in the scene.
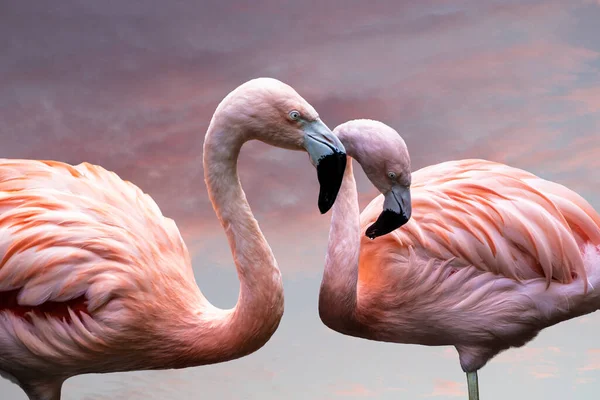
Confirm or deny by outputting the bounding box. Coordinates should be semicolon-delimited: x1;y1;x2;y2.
303;119;347;214
365;184;411;239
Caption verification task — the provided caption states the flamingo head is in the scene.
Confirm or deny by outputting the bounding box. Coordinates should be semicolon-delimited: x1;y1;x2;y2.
334;119;412;239
216;77;347;214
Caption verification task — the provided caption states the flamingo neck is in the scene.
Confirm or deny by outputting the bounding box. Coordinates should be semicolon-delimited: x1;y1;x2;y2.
318;159;363;334
182;114;284;364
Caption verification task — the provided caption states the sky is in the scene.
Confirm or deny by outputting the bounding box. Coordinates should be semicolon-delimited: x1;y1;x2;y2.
1;0;600;399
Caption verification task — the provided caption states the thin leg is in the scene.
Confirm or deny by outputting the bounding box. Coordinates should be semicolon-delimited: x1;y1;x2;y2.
466;371;479;400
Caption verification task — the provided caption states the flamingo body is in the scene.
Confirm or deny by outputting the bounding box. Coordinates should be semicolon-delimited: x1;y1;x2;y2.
0;159;198;396
358;159;600;370
319;119;600;398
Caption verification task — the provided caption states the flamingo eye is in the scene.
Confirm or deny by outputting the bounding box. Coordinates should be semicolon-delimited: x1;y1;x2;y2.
388;172;397;180
289;110;301;120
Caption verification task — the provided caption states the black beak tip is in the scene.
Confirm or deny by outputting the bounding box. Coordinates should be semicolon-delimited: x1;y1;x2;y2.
365;226;378;240
318;198;332;215
364;210;410;240
316;151;347;214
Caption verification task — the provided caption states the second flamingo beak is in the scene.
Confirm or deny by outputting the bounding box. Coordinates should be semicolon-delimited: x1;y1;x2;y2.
365;184;412;239
303;119;347;214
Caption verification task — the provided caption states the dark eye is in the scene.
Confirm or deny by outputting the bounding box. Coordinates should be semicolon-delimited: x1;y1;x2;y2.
289;110;301;120
387;172;397;180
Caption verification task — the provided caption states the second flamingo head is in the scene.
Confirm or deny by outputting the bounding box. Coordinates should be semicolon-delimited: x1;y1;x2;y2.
334;119;412;239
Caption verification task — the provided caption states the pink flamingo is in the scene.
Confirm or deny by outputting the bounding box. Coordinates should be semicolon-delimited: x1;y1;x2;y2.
319;119;600;399
0;78;347;400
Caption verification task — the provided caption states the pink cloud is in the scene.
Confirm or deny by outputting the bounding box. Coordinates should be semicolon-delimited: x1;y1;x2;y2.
441;347;457;359
490;129;600;186
478;347;564;380
547;347;561;354
578;349;600;371
457;123;562;166
564;86;600;115
426;380;466;397
401;41;598;99
486;347;546;364
331;381;406;398
529;364;558;379
334;384;375;397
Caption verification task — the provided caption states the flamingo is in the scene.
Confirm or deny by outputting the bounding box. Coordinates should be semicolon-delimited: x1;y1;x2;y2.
318;119;600;399
0;77;348;400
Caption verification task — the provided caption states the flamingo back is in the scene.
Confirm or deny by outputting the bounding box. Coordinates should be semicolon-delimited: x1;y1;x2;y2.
359;159;600;288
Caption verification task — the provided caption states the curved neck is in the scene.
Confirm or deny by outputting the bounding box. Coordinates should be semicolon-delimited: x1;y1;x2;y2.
318;159;363;334
186;115;284;364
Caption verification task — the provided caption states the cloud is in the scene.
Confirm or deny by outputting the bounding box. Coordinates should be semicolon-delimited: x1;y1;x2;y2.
564;86;600;115
441;346;567;380
440;347;464;361
334;384;375;397
425;380;466;397
332;382;406;398
578;349;600;371
496;347;564;379
529;365;558;379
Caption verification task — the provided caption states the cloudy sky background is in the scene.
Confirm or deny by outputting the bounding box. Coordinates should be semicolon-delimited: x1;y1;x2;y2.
2;0;600;398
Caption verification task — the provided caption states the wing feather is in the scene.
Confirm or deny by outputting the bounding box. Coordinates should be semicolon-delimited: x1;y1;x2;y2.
360;159;600;286
0;158;191;316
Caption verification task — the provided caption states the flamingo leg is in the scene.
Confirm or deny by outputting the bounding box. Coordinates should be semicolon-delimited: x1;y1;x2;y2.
466;371;479;400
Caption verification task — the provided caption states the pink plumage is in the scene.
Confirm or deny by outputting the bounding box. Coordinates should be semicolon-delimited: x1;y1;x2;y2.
0;159;198;397
358;159;600;355
319;119;600;398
